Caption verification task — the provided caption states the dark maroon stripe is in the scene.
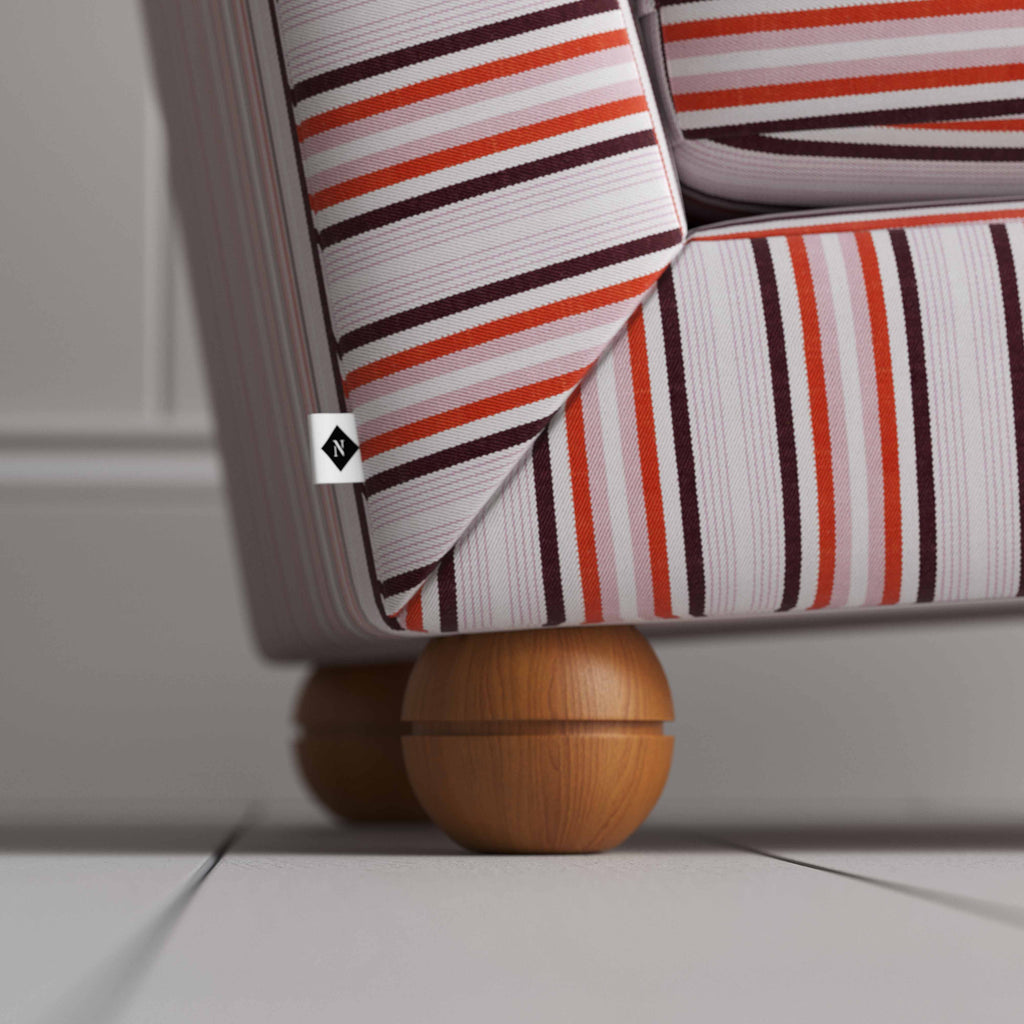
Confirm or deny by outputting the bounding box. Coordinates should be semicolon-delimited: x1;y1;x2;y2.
380;562;438;599
267;0;400;629
319;130;658;249
289;0;620;104
991;223;1024;598
437;551;459;632
714;133;1024;163
363;418;547;497
752;238;801;613
658;268;705;617
891;229;936;604
338;227;681;353
688;99;1024;140
532;430;566;625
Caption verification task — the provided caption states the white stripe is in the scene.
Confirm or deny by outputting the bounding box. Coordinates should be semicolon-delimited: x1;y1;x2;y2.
292;10;628;121
596;343;640;619
303;61;642;176
351;321;613;421
667;27;1024;76
660;0;903;21
675;80;1024;132
823;232;871;608
549;407;586;621
361;396;552;474
772;123;1024;147
311;111;653;228
339;245;669;376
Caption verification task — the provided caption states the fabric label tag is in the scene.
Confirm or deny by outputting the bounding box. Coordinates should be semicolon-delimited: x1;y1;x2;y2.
309;413;364;484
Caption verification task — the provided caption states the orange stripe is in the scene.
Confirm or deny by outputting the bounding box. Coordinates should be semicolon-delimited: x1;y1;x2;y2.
626;309;673;618
675;63;1024;114
663;0;1017;42
788;236;836;610
297;30;629;141
362;367;586;458
695;205;1024;242
345;274;656;392
856;232;903;606
311;95;648;211
405;593;424;631
565;391;603;622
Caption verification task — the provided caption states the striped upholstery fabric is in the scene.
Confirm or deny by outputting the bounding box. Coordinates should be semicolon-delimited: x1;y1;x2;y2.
165;0;1024;659
275;0;685;613
405;199;1024;630
642;0;1024;214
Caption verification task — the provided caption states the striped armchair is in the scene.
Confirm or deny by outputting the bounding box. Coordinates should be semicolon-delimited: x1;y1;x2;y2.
150;0;1024;851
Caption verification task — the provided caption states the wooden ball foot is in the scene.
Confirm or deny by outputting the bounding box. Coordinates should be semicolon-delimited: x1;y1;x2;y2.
295;664;427;822
402;627;674;853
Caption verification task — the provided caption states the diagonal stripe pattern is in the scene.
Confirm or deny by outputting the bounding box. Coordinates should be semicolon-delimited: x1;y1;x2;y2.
642;0;1024;214
274;0;684;610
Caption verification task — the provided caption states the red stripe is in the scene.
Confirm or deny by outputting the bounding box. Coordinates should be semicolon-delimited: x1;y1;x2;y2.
856;232;903;606
361;367;587;458
789;236;836;610
404;593;425;631
675;64;1024;114
566;392;603;622
626;309;673;618
344;273;657;392
311;95;648;211
695;205;1024;242
663;0;1019;42
297;30;630;141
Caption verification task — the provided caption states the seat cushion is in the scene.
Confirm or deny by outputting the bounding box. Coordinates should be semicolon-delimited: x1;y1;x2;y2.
642;0;1024;216
408;199;1024;630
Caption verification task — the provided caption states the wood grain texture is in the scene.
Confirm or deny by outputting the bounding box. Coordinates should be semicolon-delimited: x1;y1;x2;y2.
295;664;427;822
402;627;674;853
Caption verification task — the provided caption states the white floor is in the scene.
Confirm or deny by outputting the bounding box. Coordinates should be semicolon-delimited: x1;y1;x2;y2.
6;820;1024;1024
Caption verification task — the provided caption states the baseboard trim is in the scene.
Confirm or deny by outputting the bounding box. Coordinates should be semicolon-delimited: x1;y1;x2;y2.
0;421;220;491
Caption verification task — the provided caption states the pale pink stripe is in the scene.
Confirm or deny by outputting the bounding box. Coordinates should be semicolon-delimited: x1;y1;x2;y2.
840;232;887;607
807;235;853;609
357;346;594;440
306;77;641;193
612;332;657;619
664;10;1024;58
281;0;545;82
345;301;632;404
581;373;621;622
299;45;634;156
669;44;1024;98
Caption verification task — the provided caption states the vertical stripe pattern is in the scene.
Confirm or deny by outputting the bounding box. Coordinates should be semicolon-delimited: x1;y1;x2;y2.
408;201;1024;630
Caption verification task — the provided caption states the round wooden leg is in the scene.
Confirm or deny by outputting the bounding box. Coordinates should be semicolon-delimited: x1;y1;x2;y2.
401;627;674;853
295;664;428;822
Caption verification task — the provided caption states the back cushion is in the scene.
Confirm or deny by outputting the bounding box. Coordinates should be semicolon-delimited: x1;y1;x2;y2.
640;0;1024;218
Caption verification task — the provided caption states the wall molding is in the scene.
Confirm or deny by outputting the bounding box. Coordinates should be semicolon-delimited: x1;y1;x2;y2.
0;419;219;491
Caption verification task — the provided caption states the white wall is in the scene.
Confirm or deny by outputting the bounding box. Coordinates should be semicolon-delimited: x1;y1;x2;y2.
0;0;308;822
3;0;1024;830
